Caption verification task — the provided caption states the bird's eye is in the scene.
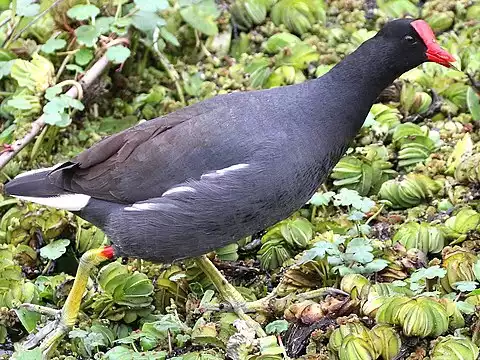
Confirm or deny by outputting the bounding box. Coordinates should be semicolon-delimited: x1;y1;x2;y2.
404;35;416;44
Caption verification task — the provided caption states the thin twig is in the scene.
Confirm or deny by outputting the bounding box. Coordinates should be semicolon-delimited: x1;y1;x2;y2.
7;0;67;46
0;40;128;171
152;27;185;105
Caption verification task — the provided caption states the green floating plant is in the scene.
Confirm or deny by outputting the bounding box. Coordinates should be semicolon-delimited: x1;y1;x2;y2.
0;202;70;246
376;296;449;338
90;261;154;323
328;322;379;360
393;222;445;254
231;0;272;30
442;208;480;244
258;217;313;270
392;123;438;169
75;217;109;254
270;0;325;35
376;0;419;18
331;145;396;196
9;53;55;95
400;82;432;115
369;103;401;132
378;173;442;209
430;336;479;360
440;246;478;293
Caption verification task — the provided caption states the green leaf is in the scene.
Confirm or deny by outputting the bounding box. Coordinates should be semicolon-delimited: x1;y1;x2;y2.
45;86;63;101
160;27;180;46
41;38;67;54
363;259;389;273
67;4;100;21
75;48;94;66
308;191;335;206
453;281;478;293
106;46;131;64
15;308;40;333
0;60;14;80
95;17;115;35
265;320;289;335
411;265;447;282
40;239;70;260
131;11;166;32
65;64;84;73
182;72;203;96
134;0;169;12
456;301;476;314
17;0;40;17
333;188;375;212
180;0;220;36
75;25;99;47
467;87;480;121
11;348;43;360
7;97;33;110
474;260;480;282
300;240;338;263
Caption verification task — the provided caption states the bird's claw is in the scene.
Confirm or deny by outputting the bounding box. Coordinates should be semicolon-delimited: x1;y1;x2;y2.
19;303;70;358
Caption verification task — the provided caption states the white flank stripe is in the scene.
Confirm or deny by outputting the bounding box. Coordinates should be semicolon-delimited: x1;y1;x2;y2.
125;203;158;211
162;186;196;196
14;194;91;211
201;163;249;180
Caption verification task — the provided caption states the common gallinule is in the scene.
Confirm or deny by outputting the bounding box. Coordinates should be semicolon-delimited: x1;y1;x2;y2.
5;18;455;355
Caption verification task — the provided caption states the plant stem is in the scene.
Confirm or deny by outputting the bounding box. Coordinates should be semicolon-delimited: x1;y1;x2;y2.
0;40;128;171
152;27;185;105
7;0;67;47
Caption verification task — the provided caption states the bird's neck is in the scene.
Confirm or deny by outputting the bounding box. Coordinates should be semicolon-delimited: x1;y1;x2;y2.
325;37;401;105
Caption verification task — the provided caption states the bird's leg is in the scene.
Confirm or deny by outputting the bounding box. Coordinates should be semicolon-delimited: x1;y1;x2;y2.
21;246;115;357
195;255;266;337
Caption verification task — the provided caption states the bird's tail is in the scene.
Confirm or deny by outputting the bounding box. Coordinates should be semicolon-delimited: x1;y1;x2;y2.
4;166;91;212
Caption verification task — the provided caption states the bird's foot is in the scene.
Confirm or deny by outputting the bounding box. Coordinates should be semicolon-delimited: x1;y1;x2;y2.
19;304;70;357
195;255;267;337
16;247;115;359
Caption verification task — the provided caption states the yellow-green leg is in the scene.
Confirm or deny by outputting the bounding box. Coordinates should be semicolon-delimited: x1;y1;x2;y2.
21;246;115;358
195;255;266;337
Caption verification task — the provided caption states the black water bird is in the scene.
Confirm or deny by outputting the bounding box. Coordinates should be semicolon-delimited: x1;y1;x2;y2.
4;18;455;355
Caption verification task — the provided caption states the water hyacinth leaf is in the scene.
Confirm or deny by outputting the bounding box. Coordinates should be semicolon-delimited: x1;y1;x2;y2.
16;0;40;17
453;281;477;293
41;38;66;54
95;17;116;35
45;85;62;101
106;46;131;64
134;0;169;12
44;112;71;127
131;11;166;32
67;4;100;21
75;25;99;47
75;48;94;66
40;239;70;260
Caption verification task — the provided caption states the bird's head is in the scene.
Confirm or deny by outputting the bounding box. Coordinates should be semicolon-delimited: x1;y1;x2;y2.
376;18;456;72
